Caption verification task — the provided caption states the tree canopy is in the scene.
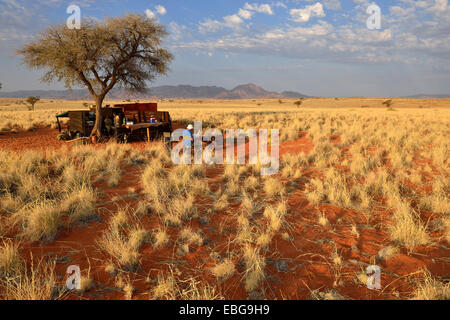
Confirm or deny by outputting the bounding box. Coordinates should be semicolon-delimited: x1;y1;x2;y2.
17;13;173;136
26;96;40;111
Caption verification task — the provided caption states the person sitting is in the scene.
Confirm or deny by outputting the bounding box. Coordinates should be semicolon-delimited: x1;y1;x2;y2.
104;117;113;136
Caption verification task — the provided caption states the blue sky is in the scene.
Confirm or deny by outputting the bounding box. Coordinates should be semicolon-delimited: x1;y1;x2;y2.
0;0;449;96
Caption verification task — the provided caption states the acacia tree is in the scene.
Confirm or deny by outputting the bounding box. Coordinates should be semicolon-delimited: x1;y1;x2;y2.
17;14;173;137
26;96;40;111
382;99;393;108
294;98;304;107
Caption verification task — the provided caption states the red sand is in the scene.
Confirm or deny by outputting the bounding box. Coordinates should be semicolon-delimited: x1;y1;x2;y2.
1;127;448;300
0;127;64;152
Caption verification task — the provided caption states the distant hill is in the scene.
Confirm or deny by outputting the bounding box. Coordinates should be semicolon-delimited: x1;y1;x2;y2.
0;84;309;100
405;94;450;99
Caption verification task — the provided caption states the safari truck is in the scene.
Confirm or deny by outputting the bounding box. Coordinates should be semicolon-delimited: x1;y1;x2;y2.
56;102;172;143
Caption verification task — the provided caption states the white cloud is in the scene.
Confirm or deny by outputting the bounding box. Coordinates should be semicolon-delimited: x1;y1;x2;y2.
323;0;342;10
264;29;285;39
428;0;448;13
146;5;167;20
198;15;243;33
198;2;278;33
238;8;254;19
168;21;187;41
187;0;450;72
244;3;274;15
390;5;414;17
223;14;244;28
199;5;254;33
145;9;156;19
290;3;325;23
155;5;167;15
199;18;223;33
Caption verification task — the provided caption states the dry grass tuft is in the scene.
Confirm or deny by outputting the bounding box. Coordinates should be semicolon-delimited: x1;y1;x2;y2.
177;227;203;256
0;257;63;300
151;270;223;300
153;227;169;249
15;201;64;243
263;177;285;198
98;210;150;271
263;202;287;231
388;199;430;251
411;271;450;300
115;275;135;300
310;289;346;300
242;245;266;292
318;212;329;226
376;246;400;261
210;259;235;281
0;240;24;279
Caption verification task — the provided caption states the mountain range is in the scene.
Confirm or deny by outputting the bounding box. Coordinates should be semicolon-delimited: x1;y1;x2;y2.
0;84;309;100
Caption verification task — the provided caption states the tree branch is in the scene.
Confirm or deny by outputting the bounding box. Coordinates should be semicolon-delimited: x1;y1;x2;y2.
91;67;107;89
77;71;98;98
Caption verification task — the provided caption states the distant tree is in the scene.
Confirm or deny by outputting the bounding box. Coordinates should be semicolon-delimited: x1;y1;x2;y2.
0;83;2;90
382;99;393;108
278;99;283;104
17;14;173;137
294;98;304;107
26;96;40;111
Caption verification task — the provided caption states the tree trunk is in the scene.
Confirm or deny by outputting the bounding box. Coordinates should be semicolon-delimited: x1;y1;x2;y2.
91;95;105;137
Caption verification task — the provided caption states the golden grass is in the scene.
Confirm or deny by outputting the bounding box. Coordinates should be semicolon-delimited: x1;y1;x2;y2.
376;246;400;261
236;214;253;244
153;227;169;249
177;227;203;257
411;271;450;300
151;269;224;300
310;289;346;300
242;244;266;292
0;240;23;280
210;259;235;281
0;256;63;300
15;201;64;243
388;199;430;251
98;210;150;271
0;143;155;243
1;98;449;300
115;274;135;299
263;202;287;231
263;177;285;198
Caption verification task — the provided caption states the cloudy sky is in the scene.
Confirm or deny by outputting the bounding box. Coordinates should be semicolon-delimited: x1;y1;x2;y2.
0;0;449;96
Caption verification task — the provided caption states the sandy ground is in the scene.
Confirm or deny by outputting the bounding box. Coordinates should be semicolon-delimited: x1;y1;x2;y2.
0;125;448;300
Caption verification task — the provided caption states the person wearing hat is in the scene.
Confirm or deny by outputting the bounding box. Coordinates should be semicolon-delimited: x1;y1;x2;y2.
183;124;194;156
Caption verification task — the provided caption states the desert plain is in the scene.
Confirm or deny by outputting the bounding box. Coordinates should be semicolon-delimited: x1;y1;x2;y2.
0;97;449;300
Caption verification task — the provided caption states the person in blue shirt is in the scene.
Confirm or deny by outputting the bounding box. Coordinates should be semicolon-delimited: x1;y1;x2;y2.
183;124;194;148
